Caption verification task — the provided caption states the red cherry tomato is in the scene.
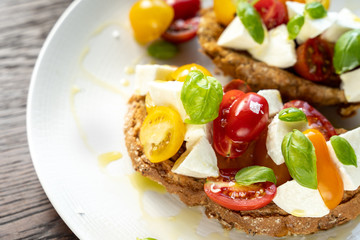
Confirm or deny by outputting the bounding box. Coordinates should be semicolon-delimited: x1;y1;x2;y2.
213;90;249;158
166;0;200;20
294;37;334;82
254;0;288;30
204;171;277;211
283;100;337;140
223;79;252;93
162;16;200;43
225;93;269;142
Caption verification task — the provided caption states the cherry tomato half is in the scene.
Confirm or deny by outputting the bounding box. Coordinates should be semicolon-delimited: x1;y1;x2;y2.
166;0;200;20
171;63;212;82
214;0;236;26
294;37;334;82
213;90;249;158
303;129;343;210
226;92;269;142
223;79;252;93
254;0;288;30
129;0;174;44
140;106;185;163
204;173;277;211
283;100;336;140
162;16;200;43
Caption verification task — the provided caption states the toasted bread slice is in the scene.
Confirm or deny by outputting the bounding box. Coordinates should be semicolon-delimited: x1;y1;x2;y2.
197;8;360;117
124;95;360;237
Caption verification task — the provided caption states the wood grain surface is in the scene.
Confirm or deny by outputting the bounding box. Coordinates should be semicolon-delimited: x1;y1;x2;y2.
0;0;77;239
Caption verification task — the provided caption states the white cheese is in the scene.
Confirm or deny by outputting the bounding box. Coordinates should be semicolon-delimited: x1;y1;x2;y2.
134;64;177;95
148;80;188;121
248;24;297;68
184;122;213;150
286;2;337;44
340;68;360;103
322;8;360;43
327;127;360;191
266;114;309;165
172;136;219;178
273;180;330;217
257;89;283;117
217;16;266;50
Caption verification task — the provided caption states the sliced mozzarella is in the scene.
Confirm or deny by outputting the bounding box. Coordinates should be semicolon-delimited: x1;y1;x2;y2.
266;114;309;165
340;68;360;103
134;64;177;95
257;89;283;117
184;122;213;149
217;16;266;50
322;8;360;43
148;80;188;121
273;180;329;217
248;24;297;68
172;136;219;178
327;127;360;191
286;2;337;44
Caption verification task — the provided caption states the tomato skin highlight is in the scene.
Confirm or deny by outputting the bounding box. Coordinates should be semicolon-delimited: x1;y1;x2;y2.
303;129;343;210
283;100;336;140
162;17;200;43
254;0;288;30
213;90;249;158
171;63;212;82
294;37;334;82
204;178;277;211
226;93;269;142
166;0;200;20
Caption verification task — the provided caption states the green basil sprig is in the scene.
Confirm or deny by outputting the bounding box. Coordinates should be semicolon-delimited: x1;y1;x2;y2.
237;1;265;44
235;166;277;186
181;70;223;124
287;15;305;40
330;136;357;167
147;40;178;60
304;2;327;19
278;107;307;122
333;29;360;74
282;129;318;189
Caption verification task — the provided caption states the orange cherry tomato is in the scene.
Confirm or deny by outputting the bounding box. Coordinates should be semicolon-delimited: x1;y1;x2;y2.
171;63;212;82
129;0;174;44
214;0;236;26
303;129;343;210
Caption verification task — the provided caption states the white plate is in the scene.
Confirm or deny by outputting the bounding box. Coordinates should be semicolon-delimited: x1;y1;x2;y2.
27;0;360;240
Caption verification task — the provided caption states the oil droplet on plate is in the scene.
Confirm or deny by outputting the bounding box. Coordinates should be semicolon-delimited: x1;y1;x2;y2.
120;78;130;87
98;151;123;168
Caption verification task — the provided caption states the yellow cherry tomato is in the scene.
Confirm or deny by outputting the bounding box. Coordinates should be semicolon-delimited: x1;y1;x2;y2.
145;93;155;113
214;0;236;26
171;63;212;82
140;106;185;163
129;0;174;44
303;129;343;210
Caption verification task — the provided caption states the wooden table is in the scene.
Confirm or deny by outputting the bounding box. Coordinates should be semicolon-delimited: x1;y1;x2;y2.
0;0;77;238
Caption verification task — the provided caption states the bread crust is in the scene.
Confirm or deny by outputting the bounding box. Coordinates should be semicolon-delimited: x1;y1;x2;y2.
124;95;360;237
197;8;360;117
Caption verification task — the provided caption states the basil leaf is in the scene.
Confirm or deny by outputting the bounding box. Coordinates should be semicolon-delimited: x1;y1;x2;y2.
330;136;357;167
237;1;265;44
278;107;307;122
287;15;305;40
181;70;223;124
282;129;318;189
235;166;277;186
304;2;327;19
333;29;360;74
147;40;178;60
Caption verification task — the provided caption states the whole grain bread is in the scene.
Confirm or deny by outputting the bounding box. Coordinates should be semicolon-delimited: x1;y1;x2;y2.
124;95;360;237
197;8;360;117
